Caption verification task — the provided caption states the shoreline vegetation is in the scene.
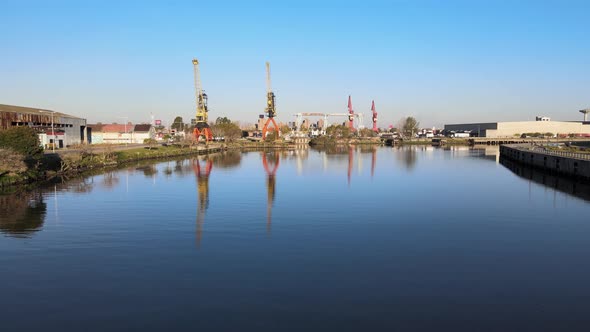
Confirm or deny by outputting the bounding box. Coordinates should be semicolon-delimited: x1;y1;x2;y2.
0;126;471;191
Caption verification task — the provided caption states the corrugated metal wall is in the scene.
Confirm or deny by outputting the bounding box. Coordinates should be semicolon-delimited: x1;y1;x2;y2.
0;112;56;130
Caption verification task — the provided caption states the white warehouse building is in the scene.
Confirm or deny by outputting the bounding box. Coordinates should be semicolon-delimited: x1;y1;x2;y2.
445;114;590;138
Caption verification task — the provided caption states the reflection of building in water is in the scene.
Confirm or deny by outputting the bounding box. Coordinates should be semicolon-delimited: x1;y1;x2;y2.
175;160;187;175
313;146;362;184
293;145;309;175
192;157;213;247
262;152;280;234
101;172;120;189
395;146;418;170
66;176;95;193
210;151;242;169
348;145;353;185
306;146;380;183
500;157;590;202
472;146;500;163
371;146;377;178
0;192;46;238
136;165;158;177
352;145;380;178
444;145;500;163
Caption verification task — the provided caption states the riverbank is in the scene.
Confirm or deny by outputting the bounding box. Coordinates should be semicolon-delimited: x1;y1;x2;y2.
55;144;225;174
0;144;224;191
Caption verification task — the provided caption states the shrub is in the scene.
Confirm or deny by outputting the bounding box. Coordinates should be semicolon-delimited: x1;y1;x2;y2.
143;138;157;150
0;148;27;176
265;131;278;141
0;127;43;158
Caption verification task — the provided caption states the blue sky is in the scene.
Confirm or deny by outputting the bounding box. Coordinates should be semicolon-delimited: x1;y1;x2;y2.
1;0;589;128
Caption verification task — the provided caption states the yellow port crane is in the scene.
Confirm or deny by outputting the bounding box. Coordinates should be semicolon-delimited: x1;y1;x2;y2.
192;58;213;141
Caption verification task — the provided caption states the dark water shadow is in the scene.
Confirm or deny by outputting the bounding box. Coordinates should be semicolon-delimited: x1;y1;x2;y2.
500;157;590;202
0;191;46;238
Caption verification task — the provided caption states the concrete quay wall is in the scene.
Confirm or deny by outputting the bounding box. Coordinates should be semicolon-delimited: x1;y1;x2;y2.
500;144;590;179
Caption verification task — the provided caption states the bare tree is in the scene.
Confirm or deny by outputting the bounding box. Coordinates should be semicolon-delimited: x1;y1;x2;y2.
401;117;420;139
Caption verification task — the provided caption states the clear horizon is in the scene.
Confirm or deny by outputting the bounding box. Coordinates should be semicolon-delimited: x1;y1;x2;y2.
1;0;589;128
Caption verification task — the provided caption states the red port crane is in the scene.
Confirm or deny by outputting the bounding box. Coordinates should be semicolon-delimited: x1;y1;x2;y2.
262;62;279;140
371;100;378;132
347;95;354;130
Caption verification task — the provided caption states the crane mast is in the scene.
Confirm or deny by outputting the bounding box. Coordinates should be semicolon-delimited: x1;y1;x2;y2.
262;61;279;140
192;58;213;141
265;62;276;118
347;95;354;130
371;100;378;132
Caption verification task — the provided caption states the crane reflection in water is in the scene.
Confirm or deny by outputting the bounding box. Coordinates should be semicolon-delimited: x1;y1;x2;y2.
192;156;213;248
262;151;280;234
191;151;242;247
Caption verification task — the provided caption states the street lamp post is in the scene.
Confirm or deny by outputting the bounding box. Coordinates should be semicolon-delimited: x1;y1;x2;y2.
118;117;128;145
40;110;55;153
50;112;55;152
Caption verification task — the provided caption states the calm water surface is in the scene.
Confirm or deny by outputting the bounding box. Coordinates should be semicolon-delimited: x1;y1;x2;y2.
1;146;590;331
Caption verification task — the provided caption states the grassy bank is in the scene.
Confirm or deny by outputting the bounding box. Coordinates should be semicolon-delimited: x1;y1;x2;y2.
1;144;224;191
399;138;470;146
226;140;293;149
57;144;223;175
309;136;383;146
115;145;223;162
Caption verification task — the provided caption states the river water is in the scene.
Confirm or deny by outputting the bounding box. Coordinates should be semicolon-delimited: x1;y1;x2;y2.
1;146;590;331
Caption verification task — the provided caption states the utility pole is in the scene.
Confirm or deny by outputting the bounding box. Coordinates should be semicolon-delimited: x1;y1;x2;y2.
50;111;55;152
39;110;55;152
118;117;128;145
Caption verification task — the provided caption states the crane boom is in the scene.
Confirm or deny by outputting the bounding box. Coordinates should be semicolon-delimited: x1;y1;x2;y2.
266;61;272;93
265;62;276;118
192;58;213;141
193;59;202;105
372;100;378;132
192;58;207;119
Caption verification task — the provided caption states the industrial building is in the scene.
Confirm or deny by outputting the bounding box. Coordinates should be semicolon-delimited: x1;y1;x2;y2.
0;104;88;148
445;114;590;138
88;123;155;144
